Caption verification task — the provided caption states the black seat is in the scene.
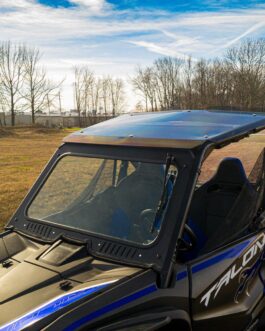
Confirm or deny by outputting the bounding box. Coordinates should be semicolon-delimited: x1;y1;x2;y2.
114;163;164;220
188;157;254;254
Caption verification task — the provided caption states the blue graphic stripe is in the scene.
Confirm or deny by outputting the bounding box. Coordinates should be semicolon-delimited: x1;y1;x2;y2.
192;239;252;274
176;270;188;281
0;280;117;331
65;284;157;331
176;238;253;281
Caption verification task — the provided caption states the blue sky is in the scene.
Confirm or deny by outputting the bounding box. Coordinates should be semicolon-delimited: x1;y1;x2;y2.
1;0;265;110
38;0;265;11
38;0;76;7
108;0;265;11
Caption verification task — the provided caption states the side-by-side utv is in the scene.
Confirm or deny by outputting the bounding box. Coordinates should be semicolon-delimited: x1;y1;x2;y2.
1;110;265;331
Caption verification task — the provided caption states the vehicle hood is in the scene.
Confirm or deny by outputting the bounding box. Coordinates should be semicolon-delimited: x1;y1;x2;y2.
0;232;150;330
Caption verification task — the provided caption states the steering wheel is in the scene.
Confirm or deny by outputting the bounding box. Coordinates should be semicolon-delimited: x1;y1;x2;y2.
139;209;156;230
136;210;197;251
133;209;157;241
178;224;197;251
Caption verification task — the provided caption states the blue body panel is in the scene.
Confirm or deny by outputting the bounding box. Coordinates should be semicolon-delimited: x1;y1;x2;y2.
0;281;116;331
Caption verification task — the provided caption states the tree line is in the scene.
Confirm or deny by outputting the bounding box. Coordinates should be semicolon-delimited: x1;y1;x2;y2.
1;38;265;127
0;41;126;126
132;39;265;112
73;66;125;121
0;41;62;126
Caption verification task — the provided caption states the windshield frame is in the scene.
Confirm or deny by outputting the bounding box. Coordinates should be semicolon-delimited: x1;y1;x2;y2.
25;152;174;247
9;142;197;275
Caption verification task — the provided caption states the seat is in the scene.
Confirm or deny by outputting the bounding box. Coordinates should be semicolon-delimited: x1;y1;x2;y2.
187;157;254;256
109;163;164;240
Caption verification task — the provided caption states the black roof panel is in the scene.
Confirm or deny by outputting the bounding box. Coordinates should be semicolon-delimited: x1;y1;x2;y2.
64;110;265;149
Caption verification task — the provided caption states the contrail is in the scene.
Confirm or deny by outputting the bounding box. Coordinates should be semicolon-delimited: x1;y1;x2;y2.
218;20;265;50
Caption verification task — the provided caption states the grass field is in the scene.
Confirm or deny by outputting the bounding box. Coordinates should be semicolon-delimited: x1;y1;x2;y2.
0;127;76;230
0;127;265;231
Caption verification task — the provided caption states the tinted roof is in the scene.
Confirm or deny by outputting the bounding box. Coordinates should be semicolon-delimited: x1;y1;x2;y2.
64;110;265;149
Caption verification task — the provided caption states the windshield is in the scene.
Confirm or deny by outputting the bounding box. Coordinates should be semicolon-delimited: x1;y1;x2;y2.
27;155;177;245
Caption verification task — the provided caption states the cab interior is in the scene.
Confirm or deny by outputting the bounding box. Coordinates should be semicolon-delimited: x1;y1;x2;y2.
181;140;265;262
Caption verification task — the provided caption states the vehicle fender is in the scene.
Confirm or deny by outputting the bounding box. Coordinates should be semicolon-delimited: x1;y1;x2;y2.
87;309;191;331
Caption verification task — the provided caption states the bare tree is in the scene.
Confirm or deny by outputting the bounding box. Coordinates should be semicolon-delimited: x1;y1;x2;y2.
132;66;156;111
154;57;183;110
183;57;194;109
0;41;26;126
101;77;111;115
132;39;265;113
73;66;86;126
73;66;126;119
90;77;101;115
109;78;125;115
131;67;147;111
83;68;94;117
225;39;265;111
58;90;62;115
23;47;62;124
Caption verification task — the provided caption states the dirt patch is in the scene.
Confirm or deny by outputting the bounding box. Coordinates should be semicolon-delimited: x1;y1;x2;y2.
0;126;64;139
34;128;62;134
0;128;15;137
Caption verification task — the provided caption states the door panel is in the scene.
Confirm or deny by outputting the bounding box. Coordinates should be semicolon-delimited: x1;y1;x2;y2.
191;232;265;331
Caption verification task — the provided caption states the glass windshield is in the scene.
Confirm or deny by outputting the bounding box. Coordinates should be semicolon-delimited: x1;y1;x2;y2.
27;155;176;245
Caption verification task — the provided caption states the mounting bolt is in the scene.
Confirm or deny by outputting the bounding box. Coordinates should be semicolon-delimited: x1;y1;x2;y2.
2;259;13;268
59;280;72;290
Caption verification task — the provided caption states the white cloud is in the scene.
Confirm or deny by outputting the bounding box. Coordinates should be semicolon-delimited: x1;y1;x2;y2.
61;58;116;66
0;0;34;8
216;21;265;50
0;1;264;110
128;40;192;60
161;30;199;46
